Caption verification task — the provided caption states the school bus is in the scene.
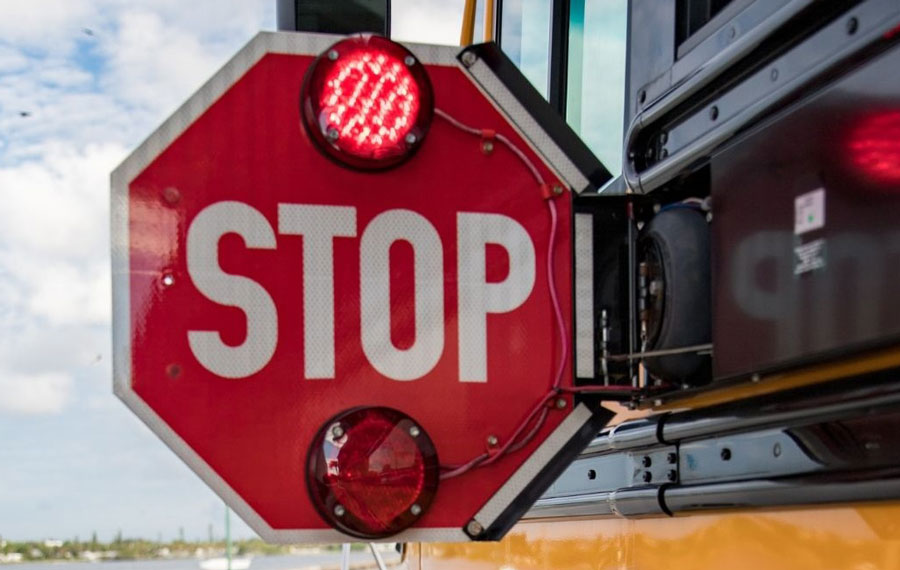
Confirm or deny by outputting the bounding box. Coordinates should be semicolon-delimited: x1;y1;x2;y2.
274;0;900;566
402;0;900;567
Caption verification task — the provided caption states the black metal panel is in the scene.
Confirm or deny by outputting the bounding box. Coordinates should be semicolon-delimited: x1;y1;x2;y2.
675;0;751;57
276;0;390;36
476;407;614;540
548;0;570;117
461;42;612;190
711;44;900;380
573;194;637;389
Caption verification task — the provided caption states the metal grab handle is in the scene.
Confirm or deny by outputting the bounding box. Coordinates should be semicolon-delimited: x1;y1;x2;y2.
626;0;900;194
369;543;388;570
340;544;351;570
623;0;813;193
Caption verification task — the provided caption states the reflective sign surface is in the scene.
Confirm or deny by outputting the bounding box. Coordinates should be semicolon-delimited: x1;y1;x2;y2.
113;33;576;542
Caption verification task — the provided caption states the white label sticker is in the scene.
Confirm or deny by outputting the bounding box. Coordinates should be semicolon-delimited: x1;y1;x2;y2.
795;188;825;235
794;238;826;275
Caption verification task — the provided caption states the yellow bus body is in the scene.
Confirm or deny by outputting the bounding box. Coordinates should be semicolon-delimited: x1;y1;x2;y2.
411;504;900;569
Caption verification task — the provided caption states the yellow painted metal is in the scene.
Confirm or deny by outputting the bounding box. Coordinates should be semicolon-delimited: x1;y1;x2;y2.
460;0;477;46
651;345;900;412
411;503;900;569
484;0;495;42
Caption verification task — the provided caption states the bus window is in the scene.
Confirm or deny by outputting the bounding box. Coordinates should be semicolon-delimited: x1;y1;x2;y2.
500;0;553;99
567;0;626;174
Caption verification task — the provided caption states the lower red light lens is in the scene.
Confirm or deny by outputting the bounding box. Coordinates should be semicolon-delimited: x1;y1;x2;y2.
301;35;434;170
306;407;439;539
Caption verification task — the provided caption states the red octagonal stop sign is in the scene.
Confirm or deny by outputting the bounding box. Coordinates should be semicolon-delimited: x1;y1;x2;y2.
112;32;610;543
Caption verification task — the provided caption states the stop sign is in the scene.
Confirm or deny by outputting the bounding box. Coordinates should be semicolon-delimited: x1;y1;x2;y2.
112;32;610;542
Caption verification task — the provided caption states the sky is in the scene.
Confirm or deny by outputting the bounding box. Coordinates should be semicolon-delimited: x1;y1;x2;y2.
0;0;625;543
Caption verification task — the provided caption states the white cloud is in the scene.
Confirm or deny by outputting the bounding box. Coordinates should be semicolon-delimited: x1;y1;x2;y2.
35;62;94;89
0;142;121;259
101;9;225;115
0;0;95;51
11;257;112;326
0;1;272;422
0;371;73;414
0;45;29;73
0;59;129;164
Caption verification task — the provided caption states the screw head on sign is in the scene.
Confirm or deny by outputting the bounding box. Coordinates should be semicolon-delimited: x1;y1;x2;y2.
555;398;567;409
333;504;346;517
461;51;477;67
404;55;416;66
162;186;181;205
405;132;417;145
161;273;175;287
165;363;182;379
481;140;494;155
331;424;345;439
327;49;339;61
552;184;564;196
326;127;340;141
486;434;499;447
408;425;421;438
410;504;422;516
466;520;484;536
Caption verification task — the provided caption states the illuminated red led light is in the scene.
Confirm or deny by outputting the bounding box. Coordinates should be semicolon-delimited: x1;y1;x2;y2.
847;111;900;184
306;407;439;539
321;51;419;154
301;35;434;170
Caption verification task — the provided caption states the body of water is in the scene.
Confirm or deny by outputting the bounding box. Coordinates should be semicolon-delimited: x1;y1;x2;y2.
4;551;401;570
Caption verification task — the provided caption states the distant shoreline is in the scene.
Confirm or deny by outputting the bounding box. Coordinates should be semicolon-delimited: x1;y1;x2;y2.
0;539;367;565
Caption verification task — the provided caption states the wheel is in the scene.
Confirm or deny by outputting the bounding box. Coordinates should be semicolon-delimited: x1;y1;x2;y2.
638;206;711;384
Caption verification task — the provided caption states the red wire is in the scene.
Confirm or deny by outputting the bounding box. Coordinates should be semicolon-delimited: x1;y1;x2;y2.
434;108;569;480
507;407;549;454
560;385;635;393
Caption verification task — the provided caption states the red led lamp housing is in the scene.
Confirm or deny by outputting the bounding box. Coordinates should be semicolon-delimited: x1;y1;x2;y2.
301;35;434;170
306;407;439;539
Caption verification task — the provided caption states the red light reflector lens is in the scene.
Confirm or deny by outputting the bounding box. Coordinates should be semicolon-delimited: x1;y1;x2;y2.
306;407;439;539
301;35;434;170
847;111;900;184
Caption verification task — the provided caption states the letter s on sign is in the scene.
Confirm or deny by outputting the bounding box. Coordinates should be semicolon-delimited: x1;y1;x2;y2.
186;201;278;379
